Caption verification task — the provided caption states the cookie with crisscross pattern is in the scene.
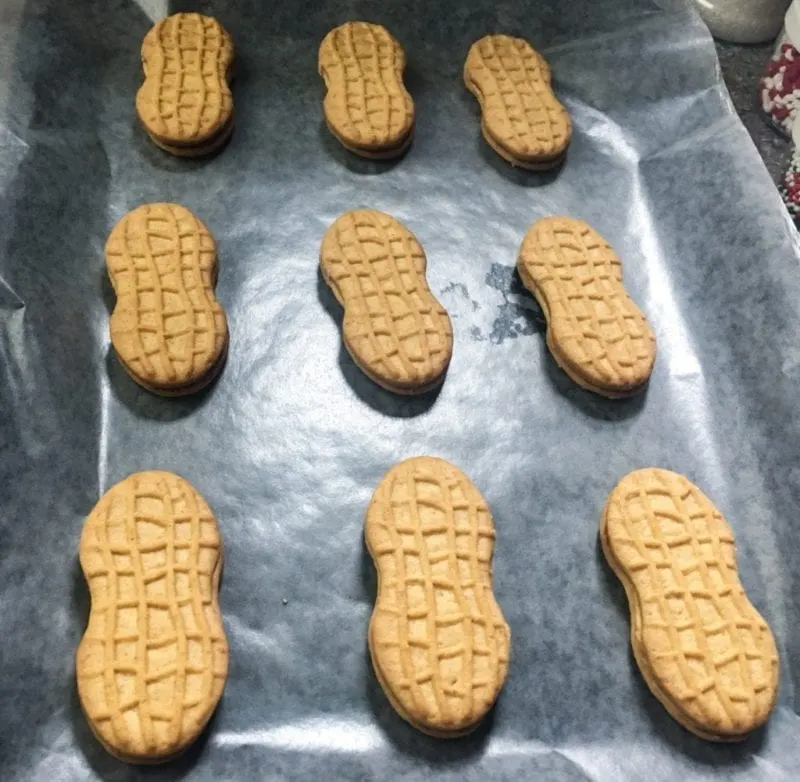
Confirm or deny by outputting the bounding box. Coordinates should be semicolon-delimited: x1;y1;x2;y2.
136;13;234;156
366;457;510;736
319;22;414;158
320;209;452;394
601;468;779;740
105;203;228;396
464;35;571;169
517;216;655;397
77;471;228;762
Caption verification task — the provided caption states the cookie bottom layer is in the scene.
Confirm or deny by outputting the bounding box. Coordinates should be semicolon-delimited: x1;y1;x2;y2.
325;118;413;160
344;340;447;395
81;708;194;765
147;116;235;158
115;335;228;397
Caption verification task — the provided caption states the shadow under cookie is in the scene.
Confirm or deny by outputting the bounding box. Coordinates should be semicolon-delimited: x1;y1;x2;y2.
318;121;410;174
104;348;218;422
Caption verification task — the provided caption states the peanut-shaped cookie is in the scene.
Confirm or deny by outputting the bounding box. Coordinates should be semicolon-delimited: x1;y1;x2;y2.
105;203;228;396
601;468;779;740
77;471;228;762
366;457;510;736
320;210;452;394
319;22;414;159
464;35;571;169
517;216;655;397
136;13;234;156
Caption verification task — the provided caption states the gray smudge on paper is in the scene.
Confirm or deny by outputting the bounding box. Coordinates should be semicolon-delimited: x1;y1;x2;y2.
441;281;480;311
484;263;543;345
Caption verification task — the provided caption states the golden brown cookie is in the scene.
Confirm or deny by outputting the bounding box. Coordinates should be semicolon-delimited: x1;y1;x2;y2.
77;471;228;763
464;35;571;169
517;217;655;397
365;456;511;737
136;13;235;156
320;210;453;394
601;468;779;741
105;203;228;396
319;22;414;158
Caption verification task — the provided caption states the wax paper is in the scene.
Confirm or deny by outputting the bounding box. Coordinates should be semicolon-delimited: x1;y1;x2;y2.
1;0;799;779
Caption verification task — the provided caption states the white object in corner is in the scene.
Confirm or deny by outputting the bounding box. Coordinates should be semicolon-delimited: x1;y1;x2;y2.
693;0;791;44
786;0;800;47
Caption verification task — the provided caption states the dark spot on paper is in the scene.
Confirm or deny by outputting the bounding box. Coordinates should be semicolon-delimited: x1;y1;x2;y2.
441;281;480;311
484;263;542;345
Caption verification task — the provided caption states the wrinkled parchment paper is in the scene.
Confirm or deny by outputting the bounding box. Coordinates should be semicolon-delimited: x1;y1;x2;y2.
1;0;799;779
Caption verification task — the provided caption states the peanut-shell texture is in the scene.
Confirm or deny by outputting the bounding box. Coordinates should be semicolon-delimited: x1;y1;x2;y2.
366;457;510;737
319;21;414;158
517;217;655;397
76;471;228;763
320;210;453;395
105;203;228;396
464;35;571;169
601;468;779;741
136;13;234;155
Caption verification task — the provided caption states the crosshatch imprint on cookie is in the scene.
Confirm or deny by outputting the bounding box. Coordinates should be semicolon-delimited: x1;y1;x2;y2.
464;35;571;165
366;457;510;735
517;217;655;395
319;21;414;152
320;210;453;393
136;13;234;146
77;471;228;761
105;203;228;392
602;469;779;740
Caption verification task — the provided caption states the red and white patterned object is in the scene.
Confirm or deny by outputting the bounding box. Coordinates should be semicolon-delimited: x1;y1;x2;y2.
760;41;800;136
779;142;800;223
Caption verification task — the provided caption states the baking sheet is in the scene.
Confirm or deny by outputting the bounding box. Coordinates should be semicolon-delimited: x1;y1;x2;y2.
1;0;799;779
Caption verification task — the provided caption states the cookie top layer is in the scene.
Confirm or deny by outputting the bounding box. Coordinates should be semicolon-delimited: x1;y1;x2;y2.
366;457;510;736
465;34;571;163
77;471;228;762
319;22;414;152
518;217;655;396
105;203;228;393
603;468;779;739
320;209;453;394
136;13;234;146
